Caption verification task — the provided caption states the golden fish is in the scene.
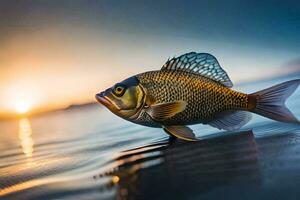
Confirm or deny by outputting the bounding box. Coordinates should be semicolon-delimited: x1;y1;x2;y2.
96;52;300;141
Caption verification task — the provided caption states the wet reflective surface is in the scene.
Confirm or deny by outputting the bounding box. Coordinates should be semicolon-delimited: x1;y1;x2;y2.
94;129;300;200
97;130;260;200
1;75;300;200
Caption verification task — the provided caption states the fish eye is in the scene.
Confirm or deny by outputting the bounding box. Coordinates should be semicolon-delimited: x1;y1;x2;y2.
113;85;126;97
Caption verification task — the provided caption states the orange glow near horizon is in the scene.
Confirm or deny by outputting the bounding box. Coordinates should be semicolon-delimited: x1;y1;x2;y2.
0;29;130;118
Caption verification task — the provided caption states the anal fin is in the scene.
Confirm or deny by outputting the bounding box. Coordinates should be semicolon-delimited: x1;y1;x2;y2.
208;111;252;131
163;126;198;141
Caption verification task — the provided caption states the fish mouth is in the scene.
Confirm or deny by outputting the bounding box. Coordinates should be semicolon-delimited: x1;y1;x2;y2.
95;92;113;107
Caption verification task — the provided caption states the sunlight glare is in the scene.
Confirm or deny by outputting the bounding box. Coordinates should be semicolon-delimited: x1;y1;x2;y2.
15;102;30;114
18;118;34;157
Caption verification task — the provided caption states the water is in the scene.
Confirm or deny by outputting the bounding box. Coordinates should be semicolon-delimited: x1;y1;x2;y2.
1;75;300;200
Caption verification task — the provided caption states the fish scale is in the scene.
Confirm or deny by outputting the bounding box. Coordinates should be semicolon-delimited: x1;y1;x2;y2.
137;70;248;126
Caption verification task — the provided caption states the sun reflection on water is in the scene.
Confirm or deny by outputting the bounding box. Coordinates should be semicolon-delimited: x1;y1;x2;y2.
18;118;34;157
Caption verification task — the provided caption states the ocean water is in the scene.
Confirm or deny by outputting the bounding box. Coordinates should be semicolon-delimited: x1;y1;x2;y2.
1;75;300;200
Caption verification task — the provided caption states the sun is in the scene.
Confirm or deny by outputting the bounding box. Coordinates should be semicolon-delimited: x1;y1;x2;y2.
15;102;30;114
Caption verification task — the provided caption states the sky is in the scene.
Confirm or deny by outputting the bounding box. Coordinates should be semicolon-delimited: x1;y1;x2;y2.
0;0;300;117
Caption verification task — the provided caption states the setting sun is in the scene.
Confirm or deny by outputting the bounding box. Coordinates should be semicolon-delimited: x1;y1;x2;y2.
0;83;39;117
15;102;30;114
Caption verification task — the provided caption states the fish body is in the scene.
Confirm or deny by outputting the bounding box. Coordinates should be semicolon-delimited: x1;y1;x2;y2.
96;52;300;141
135;70;247;127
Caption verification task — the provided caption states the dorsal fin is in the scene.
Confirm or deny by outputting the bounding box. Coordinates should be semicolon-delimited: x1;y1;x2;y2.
161;52;233;88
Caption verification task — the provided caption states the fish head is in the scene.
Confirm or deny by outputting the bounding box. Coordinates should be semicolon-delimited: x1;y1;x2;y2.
95;76;146;119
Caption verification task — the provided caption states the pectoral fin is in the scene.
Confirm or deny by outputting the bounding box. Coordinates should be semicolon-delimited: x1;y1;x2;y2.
146;101;187;121
163;125;198;141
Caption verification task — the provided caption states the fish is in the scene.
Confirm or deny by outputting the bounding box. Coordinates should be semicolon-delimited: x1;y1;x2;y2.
96;52;300;141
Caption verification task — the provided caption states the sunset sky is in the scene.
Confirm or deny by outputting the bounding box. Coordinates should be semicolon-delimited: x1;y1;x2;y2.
0;0;300;117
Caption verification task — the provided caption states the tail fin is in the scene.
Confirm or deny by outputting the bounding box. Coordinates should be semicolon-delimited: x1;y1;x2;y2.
249;79;300;123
